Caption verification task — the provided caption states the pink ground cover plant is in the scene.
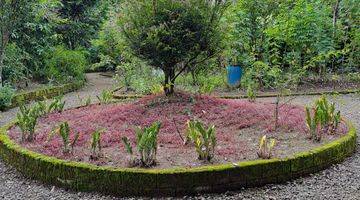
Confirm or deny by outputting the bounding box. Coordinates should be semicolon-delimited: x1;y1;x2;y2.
7;92;348;168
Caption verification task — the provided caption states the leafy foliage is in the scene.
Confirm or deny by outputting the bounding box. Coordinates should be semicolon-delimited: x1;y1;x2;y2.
48;96;66;113
122;122;161;167
257;135;276;159
45;46;86;83
97;90;113;104
306;96;342;141
0;84;15;110
54;122;79;154
186;120;217;161
90;129;103;160
17;105;41;142
118;0;228;95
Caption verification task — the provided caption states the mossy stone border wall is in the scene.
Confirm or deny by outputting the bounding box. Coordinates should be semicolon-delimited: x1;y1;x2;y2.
113;88;360;100
0;121;356;197
3;81;84;111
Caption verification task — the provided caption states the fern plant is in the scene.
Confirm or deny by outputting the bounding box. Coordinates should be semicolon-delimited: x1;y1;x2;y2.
257;135;276;159
17;105;40;142
97;90;113;104
90;129;103;159
186;120;216;161
122;122;161;167
48;96;66;113
55;122;79;154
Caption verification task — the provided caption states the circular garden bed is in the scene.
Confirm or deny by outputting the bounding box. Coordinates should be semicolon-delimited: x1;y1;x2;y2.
0;93;357;197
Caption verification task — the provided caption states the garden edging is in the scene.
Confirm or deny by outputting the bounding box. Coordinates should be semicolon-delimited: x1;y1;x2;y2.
2;81;85;111
0;120;356;197
112;88;360;100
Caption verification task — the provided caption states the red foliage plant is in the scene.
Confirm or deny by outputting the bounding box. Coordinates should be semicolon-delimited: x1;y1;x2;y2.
7;92;347;164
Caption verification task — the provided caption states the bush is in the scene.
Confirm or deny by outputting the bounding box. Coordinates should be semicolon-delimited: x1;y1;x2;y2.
3;43;29;86
0;84;15;110
45;46;86;83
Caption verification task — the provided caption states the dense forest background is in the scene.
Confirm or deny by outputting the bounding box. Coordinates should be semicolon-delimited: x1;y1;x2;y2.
0;0;359;94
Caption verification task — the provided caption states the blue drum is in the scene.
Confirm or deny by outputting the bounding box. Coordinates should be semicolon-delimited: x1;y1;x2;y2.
227;65;243;87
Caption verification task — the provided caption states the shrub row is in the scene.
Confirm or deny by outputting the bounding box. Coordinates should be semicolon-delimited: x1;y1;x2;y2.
1;81;84;111
0;121;356;197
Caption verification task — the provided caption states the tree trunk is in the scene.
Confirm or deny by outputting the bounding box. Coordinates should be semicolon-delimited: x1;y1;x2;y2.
333;0;341;38
163;68;175;96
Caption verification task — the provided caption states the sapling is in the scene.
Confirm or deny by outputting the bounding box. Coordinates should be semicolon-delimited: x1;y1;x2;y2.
186;120;217;161
257;135;276;159
121;122;161;167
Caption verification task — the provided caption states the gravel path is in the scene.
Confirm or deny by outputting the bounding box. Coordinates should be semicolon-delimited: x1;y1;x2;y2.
0;74;359;200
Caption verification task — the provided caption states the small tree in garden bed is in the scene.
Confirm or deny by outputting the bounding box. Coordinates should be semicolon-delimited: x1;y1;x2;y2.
118;0;228;95
185;120;217;162
122;122;161;167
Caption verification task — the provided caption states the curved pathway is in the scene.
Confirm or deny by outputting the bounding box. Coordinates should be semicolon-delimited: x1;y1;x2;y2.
0;73;359;200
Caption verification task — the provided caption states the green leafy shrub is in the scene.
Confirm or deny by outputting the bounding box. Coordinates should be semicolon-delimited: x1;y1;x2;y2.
55;122;79;154
306;96;342;142
0;84;15;110
186;120;216;161
48;96;66;113
122;122;161;167
257;135;276;159
17;105;41;142
90;129;103;160
45;46;86;83
3;43;29;86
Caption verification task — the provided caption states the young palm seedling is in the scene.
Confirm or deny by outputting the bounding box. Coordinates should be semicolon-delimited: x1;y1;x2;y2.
257;135;276;159
77;94;92;107
54;122;80;154
48;96;66;113
97;90;113;104
90;129;103;160
122;122;161;167
186;120;216;162
17;105;41;142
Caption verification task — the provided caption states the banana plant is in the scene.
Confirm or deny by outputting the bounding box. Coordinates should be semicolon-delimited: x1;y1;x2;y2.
257;135;276;159
186;120;216;161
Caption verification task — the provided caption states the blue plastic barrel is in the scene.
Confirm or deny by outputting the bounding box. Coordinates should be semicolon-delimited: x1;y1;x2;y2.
227;65;243;87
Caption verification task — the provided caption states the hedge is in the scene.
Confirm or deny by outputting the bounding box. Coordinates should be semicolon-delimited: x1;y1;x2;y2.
1;81;84;111
0;121;356;197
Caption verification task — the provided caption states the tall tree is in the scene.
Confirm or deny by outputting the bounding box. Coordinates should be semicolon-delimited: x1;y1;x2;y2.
56;0;107;49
